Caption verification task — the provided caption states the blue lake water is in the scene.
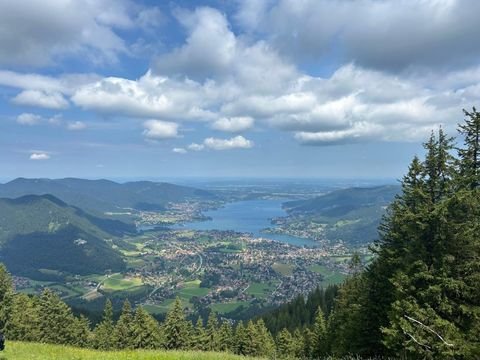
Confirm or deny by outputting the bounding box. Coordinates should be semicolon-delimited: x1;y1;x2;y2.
174;199;317;247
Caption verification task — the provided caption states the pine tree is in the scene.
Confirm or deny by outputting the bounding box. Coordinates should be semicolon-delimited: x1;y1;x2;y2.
114;299;135;349
217;320;233;352
38;289;76;345
276;328;295;359
0;264;13;332
71;315;92;348
132;307;161;349
93;299;115;350
205;311;219;351
457;107;480;189
5;293;40;341
192;317;206;351
255;319;275;358
233;321;247;355
162;297;189;350
312;306;328;357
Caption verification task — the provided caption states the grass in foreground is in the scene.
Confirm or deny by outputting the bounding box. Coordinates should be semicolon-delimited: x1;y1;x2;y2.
1;341;262;360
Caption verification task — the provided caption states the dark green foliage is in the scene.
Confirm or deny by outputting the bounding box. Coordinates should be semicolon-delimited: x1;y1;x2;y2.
131;307;162;349
261;285;338;334
38;289;76;345
93;299;115;350
113;300;135;350
162;297;190;350
0;264;13;331
205;312;219;351
4;293;40;342
284;185;400;245
0;195;126;278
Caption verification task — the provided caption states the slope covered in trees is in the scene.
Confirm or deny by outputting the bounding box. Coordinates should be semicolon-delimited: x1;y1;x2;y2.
0;194;128;278
283;185;399;246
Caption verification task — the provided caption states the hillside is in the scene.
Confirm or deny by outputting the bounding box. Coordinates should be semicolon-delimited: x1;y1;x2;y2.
0;194;129;278
3;342;261;360
0;178;219;215
284;185;399;216
282;185;400;246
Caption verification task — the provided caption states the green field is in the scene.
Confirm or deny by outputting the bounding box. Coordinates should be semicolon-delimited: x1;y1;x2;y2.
2;341;260;360
176;280;210;300
307;265;346;284
246;281;278;299
272;262;294;276
210;301;251;314
101;274;143;292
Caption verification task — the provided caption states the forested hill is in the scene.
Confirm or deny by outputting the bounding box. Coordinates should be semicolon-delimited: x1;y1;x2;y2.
0;194;127;278
0;178;218;214
282;185;400;246
284;185;399;216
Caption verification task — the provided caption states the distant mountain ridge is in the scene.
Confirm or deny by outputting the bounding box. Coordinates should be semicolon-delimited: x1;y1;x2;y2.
0;177;218;215
284;185;400;216
0;194;129;279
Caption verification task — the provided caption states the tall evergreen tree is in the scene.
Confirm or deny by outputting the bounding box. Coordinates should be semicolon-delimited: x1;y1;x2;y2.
38;289;76;345
217;320;233;353
132;307;161;349
0;264;13;332
457;107;480;189
5;293;40;341
93;299;115;350
114;299;135;349
162;297;189;350
191;317;206;351
205;311;219;351
312;306;328;357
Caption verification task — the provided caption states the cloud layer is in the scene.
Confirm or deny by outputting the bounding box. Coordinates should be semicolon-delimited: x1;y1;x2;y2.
2;1;480;151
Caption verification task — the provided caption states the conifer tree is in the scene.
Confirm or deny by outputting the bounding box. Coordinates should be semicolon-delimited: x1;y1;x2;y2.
205;311;219;351
132;307;161;349
192;317;206;351
5;293;40;341
276;328;295;359
254;319;275;358
93;299;115;350
163;297;189;350
217;320;233;352
38;289;76;345
233;320;247;355
0;264;13;332
312;306;328;357
72;315;92;348
113;299;135;349
457;107;480;189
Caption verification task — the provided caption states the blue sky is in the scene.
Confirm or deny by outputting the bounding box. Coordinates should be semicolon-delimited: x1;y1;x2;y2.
1;0;479;180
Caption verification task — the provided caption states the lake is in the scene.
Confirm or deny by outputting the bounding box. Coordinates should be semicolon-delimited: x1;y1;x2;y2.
174;199;318;247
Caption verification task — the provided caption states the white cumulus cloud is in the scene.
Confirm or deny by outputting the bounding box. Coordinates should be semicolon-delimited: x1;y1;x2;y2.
17;113;42;125
30;152;50;160
211;116;254;132
204;135;253;150
142;120;179;139
12;90;69;109
172;147;187;154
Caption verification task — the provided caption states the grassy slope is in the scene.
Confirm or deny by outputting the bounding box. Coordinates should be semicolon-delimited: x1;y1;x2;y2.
2;341;261;360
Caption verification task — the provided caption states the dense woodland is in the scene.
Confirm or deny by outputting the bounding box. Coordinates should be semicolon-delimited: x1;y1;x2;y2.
0;108;479;359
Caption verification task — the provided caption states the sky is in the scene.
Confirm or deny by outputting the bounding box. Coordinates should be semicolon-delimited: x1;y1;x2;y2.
1;0;479;180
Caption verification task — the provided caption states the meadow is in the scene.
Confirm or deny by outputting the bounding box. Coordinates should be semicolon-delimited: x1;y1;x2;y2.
1;341;262;360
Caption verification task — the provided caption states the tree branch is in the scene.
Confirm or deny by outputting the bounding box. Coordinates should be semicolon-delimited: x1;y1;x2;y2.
404;315;454;347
